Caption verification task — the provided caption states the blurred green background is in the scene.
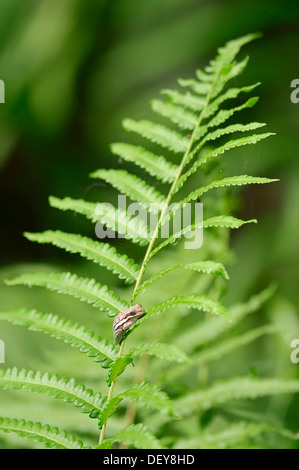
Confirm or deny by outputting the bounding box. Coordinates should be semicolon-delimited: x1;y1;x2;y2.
0;0;299;448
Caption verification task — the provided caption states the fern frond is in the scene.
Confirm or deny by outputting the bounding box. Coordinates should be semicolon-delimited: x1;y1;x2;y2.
89;169;166;213
177;78;210;95
192;324;281;366
24;230;139;284
97;423;164;449
205;87;259;121
166;325;280;383
181;175;279;205
150;216;256;260
0;308;117;363
119;381;174;416
5;272;128;317
49;196;151;246
147;295;231;320
98;397;122;430
110;143;178;183
122;295;231;343
173;421;298;449
199;93;259;138
185;118;264;169
130;342;190;364
107;356;133;386
134;260;229;299
203;32;261;96
174;284;276;354
123;118;189;153
199;133;274;167
199;122;267;146
0;417;90;449
49;196;97;220
146;376;299;431
0;368;106;418
175;377;299;418
176;132;274;191
151;99;197;130
161;89;206;112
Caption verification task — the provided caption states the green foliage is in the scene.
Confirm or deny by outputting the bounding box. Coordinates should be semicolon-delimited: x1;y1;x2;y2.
175;377;299;417
0;34;291;450
24;231;140;284
107;356;133;386
0;368;106;418
173;421;298;449
97;423;164;449
90;169;166;212
0;417;90;449
120;381;174;415
5;272;128;316
0;308;118;363
130;342;190;364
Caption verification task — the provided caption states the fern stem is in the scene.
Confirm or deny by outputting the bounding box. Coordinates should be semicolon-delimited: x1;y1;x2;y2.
98;341;125;445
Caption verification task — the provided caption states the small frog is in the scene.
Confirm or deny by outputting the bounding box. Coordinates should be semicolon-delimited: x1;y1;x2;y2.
113;304;145;345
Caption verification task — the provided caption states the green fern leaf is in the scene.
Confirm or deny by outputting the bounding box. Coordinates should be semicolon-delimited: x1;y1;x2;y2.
200;122;267;146
192;324;281;366
210;55;250;98
98;423;164;449
147;294;231;320
150;216;256;260
130;341;190;364
174;284;276;354
107;356;133;386
199;133;274;166
24;230;139;284
177;77;210;95
205;87;259;120
177;132;274;191
151;99;197;130
161;88;206;112
98;397;122;430
110;143;178;183
123;118;189;153
0;417;90;449
49;196;97;220
166;325;280;383
175;377;299;417
135;260;229;298
119;381;174;416
200;93;259;138
123;295;231;343
181;175;279;205
174;421;298;449
185;119;264;168
89;169;166;213
49;196;151;246
0;368;106;418
203;215;257;228
204;33;261;91
0;308;117;362
5;272;128;317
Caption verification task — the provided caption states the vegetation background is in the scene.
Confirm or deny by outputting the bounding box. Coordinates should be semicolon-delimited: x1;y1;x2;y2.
0;0;299;448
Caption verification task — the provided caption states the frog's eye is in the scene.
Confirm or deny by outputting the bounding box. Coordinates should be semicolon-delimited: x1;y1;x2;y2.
113;304;145;345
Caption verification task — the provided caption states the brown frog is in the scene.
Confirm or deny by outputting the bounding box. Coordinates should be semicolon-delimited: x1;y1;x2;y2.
113;304;145;345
